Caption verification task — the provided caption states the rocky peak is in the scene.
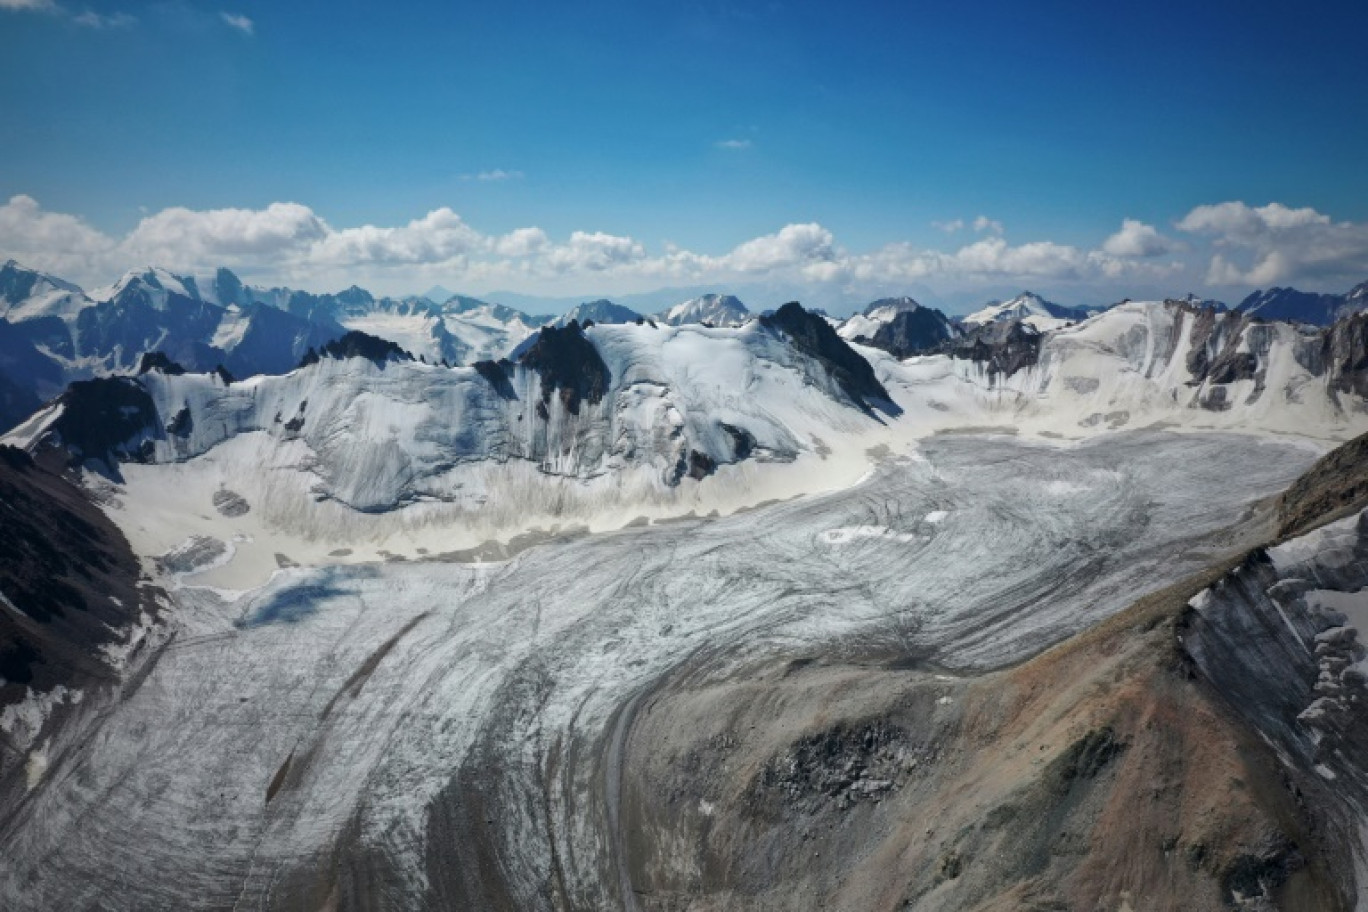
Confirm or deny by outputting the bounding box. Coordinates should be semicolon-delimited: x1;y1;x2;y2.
298;330;415;368
760;302;894;412
945;318;1042;378
517;320;611;415
858;306;956;359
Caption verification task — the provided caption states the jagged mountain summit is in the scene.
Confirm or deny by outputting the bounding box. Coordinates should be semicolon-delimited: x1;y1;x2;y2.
960;290;1097;332
546;298;644;328
0;260;87;323
654;293;750;327
842;299;960;359
1237;281;1368;325
836;295;927;341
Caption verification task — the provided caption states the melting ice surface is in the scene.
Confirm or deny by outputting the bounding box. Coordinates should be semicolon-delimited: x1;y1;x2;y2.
1;431;1318;908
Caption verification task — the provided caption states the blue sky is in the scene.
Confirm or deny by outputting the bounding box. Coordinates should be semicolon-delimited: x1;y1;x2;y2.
2;0;1367;309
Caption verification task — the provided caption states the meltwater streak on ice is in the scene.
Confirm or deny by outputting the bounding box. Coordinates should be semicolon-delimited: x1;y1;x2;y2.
0;431;1312;909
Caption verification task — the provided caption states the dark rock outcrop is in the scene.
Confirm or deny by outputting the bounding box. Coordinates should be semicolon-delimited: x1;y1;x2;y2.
944;318;1043;378
760;302;894;411
0;442;162;720
299;331;415;368
137;351;186;376
472;359;518;400
858;306;957;358
45;377;159;473
0;319;64;432
1321;311;1368;398
517;321;610;415
1276;428;1368;539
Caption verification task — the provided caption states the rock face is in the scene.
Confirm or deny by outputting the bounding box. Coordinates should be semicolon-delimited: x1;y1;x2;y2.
299;330;415;368
1275;428;1368;538
945;316;1043;377
1181;518;1368;908
0;319;64;429
760;301;896;412
0;445;164;800
517;321;611;414
859;306;957;358
45;378;160;474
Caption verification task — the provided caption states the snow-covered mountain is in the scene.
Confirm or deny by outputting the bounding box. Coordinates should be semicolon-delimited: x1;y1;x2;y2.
836;296;925;341
960;291;1096;332
0;260;87;323
654;293;750;327
5;306;898;583
1237;281;1368;325
920;298;1368;439
839;297;959;358
0;263;569;433
547;298;643;328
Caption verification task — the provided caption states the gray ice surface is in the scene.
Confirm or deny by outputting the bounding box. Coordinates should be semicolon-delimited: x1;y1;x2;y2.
0;432;1314;909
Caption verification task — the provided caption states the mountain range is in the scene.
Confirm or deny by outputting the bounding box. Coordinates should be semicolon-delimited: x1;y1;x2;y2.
8;261;1368;908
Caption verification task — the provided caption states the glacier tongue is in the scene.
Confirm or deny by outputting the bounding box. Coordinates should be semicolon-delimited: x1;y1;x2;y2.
0;430;1315;909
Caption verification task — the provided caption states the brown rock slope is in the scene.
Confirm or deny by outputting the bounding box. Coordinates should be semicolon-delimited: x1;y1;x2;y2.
616;442;1368;911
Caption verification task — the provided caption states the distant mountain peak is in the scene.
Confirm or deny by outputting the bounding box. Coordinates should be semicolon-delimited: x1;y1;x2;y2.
657;293;750;327
550;299;643;328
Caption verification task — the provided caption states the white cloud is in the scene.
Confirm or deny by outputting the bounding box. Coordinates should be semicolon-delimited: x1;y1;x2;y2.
0;0;57;10
1179;201;1368;286
724;223;836;273
220;11;252;34
0;194;118;277
544;231;647;273
124;202;328;266
1;193;1354;299
715;139;753;150
491;227;548;257
73;9;134;26
310;208;482;267
973;215;1004;235
932;219;964;233
460;169;524;182
1101;218;1182;258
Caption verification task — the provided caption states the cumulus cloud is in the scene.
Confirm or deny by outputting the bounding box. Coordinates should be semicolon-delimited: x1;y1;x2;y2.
310;208;482;267
1101;218;1183;258
73;9;134;26
544;231;647;272
1178;201;1368;286
124;202;328;265
491;226;549;257
932;219;965;233
464;169;523;182
220;11;252;34
724;223;836;273
0;0;57;10
973;216;1004;235
0;195;118;276
0;193;1343;297
715;139;753;150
